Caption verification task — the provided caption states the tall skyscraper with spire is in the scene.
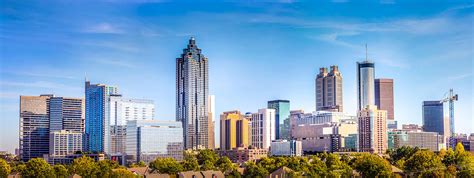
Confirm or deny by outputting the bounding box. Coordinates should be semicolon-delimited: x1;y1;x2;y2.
357;47;375;111
176;37;210;150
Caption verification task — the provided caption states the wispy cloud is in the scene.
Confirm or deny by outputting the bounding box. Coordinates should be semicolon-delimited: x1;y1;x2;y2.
447;73;473;81
2;71;78;80
82;22;124;34
92;58;138;68
0;81;81;91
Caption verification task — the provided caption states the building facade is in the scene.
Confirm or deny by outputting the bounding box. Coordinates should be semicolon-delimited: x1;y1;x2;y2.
85;81;118;153
375;79;394;120
422;101;450;138
292;121;357;152
250;108;276;149
220;111;249;150
19;95;52;162
176;37;210;150
267;100;290;140
218;147;268;164
315;66;343;112
208;95;215;149
357;61;375;111
358;105;387;154
49;130;83;157
108;95;154;154
270;140;302;156
49;97;84;132
388;130;445;151
126;120;183;164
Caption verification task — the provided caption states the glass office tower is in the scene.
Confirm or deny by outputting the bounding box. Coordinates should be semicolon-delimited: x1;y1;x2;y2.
357;61;375;111
422;101;450;137
268;100;290;140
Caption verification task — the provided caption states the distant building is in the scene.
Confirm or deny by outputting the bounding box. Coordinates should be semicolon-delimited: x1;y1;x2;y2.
422;101;450;138
108;94;154;154
289;110;356;139
315;66;343;112
387;120;398;130
218;147;268;164
270;140;302;156
292;121;357;152
358;105;387;154
44;153;105;165
220;111;249;150
402;124;423;132
19;95;52;162
250;108;276;149
85;81;118;153
208;95;215;149
388;130;445;151
375;79;394;120
49;130;83;157
126;120;183;164
49;97;84;132
176;37;211;150
357;61;375;111
268;100;290;140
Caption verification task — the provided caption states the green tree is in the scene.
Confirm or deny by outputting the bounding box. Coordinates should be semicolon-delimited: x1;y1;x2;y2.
181;156;199;171
307;156;327;177
325;153;352;177
353;153;392;177
69;156;99;177
243;161;268;178
22;158;54;178
196;149;218;169
137;161;146;167
0;159;11;178
97;160;119;177
201;160;215;171
215;156;235;173
111;168;136;178
52;164;68;178
404;150;445;177
11;163;26;175
149;157;183;175
456;153;474;177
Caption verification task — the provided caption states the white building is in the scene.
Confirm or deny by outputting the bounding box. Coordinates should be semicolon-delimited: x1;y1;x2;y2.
292;121;357;152
107;95;154;154
49;130;83;157
270;140;302;156
250;108;276;149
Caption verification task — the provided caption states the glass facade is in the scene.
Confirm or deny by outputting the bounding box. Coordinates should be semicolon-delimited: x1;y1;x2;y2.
422;101;448;136
267;100;290;140
357;61;375;111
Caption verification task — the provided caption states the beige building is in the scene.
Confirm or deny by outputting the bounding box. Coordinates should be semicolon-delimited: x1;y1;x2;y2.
219;147;268;164
388;130;445;151
375;78;394;120
220;110;250;150
315;66;343;112
208;95;215;149
358;105;387;154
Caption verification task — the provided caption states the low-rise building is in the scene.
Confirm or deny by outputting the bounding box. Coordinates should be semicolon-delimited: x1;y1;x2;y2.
219;147;267;164
388;130;445;151
270;140;302;156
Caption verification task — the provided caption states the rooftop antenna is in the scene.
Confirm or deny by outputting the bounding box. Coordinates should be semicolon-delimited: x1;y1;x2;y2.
365;44;368;61
84;72;88;82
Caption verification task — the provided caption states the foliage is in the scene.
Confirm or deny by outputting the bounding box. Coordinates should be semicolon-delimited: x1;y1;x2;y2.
307;157;327;177
52;164;68;178
181;156;200;171
22;158;54;178
243;161;268;178
196;149;218;170
97;160;119;177
404;150;445;177
324;153;352;177
215;156;236;173
149;157;183;175
69;156;99;177
387;146;419;168
0;159;11;178
112;168;136;178
353;153;392;177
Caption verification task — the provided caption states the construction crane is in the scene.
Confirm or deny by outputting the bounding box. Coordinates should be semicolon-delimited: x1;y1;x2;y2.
440;89;458;136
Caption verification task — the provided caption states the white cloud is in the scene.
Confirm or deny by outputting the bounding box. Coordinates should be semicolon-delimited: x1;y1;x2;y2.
82;23;124;34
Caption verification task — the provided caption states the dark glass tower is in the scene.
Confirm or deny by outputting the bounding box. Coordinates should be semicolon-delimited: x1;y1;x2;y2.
268;100;290;140
176;37;210;149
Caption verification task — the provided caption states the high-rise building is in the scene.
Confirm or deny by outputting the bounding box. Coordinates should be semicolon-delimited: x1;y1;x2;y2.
108;95;154;154
375;79;394;120
268;100;290;140
49;97;84;133
422;101;450;138
315;66;343;112
357;61;375;111
49;130;83;157
126;120;183;164
250;108;276;149
208;95;215;149
19;95;52;162
358;105;387;154
85;81;118;153
176;37;210;150
220;111;249;150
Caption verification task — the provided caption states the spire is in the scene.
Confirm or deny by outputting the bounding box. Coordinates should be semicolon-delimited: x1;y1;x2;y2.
365;43;368;61
189;36;196;45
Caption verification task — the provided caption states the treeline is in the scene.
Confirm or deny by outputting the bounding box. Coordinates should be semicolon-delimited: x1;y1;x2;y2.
1;143;473;178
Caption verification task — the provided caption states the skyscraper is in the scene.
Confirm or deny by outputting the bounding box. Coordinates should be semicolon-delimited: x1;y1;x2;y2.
358;105;388;154
375;78;394;120
250;108;276;149
315;66;343;112
267;100;290;140
49;97;84;133
357;61;375;111
208;95;215;149
422;101;450;137
19;95;52;162
176;37;210;150
85;81;118;153
220;110;249;150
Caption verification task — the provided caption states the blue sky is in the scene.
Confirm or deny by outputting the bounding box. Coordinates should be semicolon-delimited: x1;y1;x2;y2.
1;1;473;153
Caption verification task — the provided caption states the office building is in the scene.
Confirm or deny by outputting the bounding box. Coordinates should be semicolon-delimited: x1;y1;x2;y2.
49;130;83;157
292;121;357;152
387;120;398;130
357;61;375;111
108;95;154;154
176;37;210;150
388;130;445;151
270;140;302;156
219;147;268;164
49;97;84;132
250;108;276;149
208;95;215;149
422;101;450;138
268;100;290;140
315;66;343;112
85;81;118;153
358;105;387;154
402;124;423;132
19;95;52;162
375;79;394;120
126;120;183;164
220;111;249;150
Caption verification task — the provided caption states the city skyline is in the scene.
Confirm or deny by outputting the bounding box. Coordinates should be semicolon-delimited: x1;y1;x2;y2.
1;1;473;153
